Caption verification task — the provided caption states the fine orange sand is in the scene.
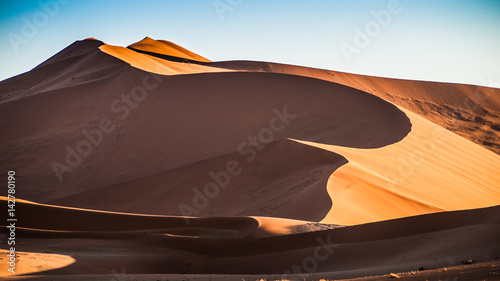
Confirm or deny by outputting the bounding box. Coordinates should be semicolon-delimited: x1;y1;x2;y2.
0;37;499;280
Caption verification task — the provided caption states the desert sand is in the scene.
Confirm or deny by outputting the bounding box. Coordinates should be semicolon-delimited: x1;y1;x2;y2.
0;37;499;280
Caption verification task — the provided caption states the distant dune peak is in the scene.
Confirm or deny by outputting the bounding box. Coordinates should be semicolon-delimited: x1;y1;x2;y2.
128;36;211;63
97;37;228;75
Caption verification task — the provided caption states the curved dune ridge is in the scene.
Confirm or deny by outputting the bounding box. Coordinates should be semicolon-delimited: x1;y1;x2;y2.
0;38;499;278
212;60;500;154
99;43;230;75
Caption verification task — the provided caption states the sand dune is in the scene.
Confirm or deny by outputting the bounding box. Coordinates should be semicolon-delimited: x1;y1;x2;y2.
1;38;499;279
0;40;412;219
212;60;500;154
1;197;499;278
50;139;347;222
100;43;232;75
1;38;498;224
312;107;500;225
128;37;212;63
99;37;223;75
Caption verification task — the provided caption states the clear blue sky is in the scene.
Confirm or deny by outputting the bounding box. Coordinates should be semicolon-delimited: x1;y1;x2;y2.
1;0;499;87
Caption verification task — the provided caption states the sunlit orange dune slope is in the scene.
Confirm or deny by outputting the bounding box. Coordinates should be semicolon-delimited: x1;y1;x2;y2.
100;43;231;75
300;107;500;225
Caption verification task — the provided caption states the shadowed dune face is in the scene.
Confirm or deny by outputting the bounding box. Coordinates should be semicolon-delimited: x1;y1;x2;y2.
0;197;260;235
212;60;500;154
0;40;411;223
0;40;112;104
50;139;348;221
1;198;499;277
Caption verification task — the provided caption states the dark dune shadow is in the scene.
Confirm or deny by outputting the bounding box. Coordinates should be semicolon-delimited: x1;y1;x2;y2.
9;204;500;276
50;139;348;222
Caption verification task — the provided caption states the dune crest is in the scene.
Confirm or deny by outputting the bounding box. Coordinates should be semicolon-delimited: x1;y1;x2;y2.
99;43;231;75
128;36;211;63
